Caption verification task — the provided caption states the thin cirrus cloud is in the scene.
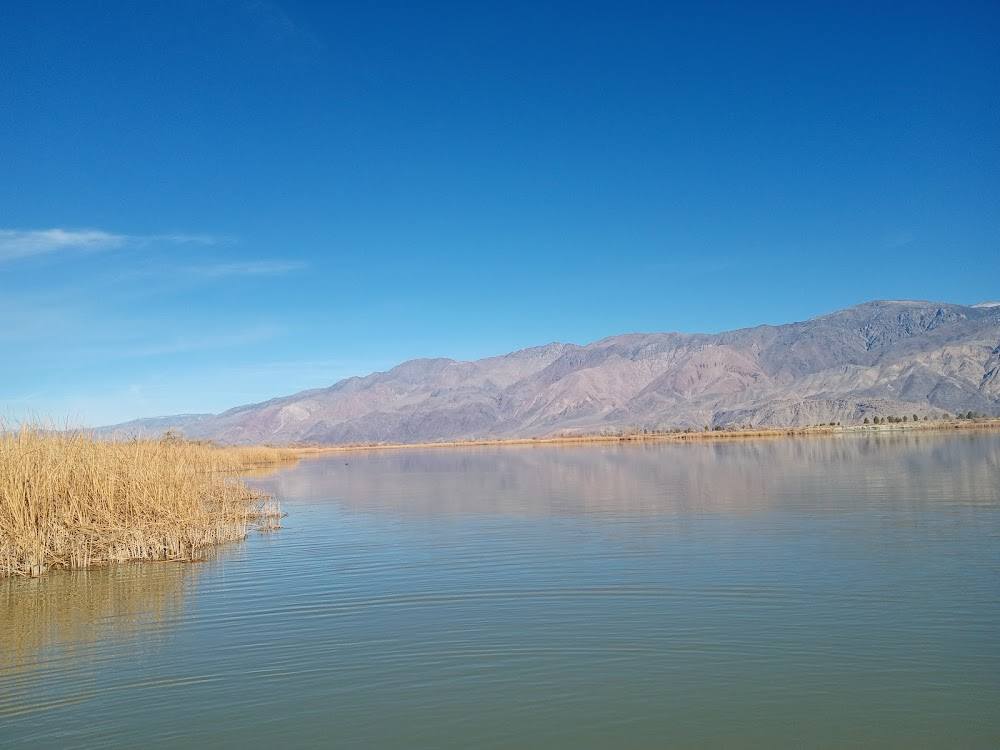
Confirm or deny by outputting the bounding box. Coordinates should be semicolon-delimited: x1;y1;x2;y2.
0;228;220;261
123;324;284;358
0;228;126;260
103;258;308;285
191;260;308;278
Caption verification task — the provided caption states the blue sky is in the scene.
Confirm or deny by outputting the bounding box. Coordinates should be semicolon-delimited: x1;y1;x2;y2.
2;1;998;425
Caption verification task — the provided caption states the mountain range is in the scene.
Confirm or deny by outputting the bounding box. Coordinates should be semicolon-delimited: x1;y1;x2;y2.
99;300;1000;445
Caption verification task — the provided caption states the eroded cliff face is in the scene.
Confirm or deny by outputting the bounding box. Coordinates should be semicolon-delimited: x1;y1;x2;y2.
102;300;1000;444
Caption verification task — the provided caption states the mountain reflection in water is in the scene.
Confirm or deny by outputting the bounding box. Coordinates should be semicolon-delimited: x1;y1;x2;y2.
256;432;999;517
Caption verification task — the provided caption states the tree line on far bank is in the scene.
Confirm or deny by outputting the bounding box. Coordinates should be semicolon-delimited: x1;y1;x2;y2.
862;411;989;425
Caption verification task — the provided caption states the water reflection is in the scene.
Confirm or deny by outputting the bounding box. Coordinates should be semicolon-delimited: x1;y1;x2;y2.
1;557;207;720
256;432;1000;517
2;432;998;748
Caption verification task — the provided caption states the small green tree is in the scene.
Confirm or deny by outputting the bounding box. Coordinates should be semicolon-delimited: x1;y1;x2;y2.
863;417;870;424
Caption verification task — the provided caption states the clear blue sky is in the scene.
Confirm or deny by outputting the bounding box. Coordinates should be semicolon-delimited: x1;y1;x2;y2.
2;1;998;425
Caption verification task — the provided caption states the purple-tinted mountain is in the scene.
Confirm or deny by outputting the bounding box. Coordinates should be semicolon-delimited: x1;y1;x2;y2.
103;300;1000;444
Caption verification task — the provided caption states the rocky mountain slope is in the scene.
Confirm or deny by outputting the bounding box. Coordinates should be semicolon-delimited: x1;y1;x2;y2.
104;300;1000;444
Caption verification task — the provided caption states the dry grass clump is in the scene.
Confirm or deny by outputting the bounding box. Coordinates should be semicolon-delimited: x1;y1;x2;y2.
0;426;297;578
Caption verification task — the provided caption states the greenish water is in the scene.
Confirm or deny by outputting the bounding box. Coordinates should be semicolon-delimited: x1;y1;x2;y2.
2;433;999;748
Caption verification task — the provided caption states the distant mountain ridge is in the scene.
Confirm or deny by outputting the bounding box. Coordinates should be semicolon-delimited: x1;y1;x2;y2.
92;414;214;439
101;300;1000;444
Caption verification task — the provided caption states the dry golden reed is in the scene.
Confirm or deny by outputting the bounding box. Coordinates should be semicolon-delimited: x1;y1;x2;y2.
0;425;297;578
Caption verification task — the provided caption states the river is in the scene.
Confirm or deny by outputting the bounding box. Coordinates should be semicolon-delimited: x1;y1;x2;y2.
2;432;998;748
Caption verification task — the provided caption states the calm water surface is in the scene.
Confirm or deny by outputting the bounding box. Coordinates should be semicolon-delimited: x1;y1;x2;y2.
3;433;999;748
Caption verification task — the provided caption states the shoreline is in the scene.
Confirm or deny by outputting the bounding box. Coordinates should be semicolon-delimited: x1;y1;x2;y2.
291;418;1000;455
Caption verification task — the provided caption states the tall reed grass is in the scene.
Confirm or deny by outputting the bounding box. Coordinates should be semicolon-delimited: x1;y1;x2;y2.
0;425;297;578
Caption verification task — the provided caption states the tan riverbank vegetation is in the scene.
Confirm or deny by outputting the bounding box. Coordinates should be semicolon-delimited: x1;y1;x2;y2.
290;415;1000;453
0;425;298;578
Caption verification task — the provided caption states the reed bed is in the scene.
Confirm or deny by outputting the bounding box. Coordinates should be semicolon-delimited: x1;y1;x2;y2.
0;426;298;578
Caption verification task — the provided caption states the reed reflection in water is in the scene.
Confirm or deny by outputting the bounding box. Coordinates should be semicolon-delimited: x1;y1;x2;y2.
0;556;212;721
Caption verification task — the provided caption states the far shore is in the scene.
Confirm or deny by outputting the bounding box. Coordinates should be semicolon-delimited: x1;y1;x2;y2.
289;417;1000;455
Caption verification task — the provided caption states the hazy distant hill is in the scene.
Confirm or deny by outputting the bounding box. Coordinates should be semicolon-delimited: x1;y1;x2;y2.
92;414;214;439
101;300;1000;444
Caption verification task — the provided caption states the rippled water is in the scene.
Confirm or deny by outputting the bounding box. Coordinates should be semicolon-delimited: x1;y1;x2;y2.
3;432;999;748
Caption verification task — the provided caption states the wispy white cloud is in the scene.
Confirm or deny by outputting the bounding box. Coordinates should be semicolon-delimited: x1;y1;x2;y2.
191;260;308;278
124;324;284;358
144;233;223;245
0;228;224;262
103;258;307;285
0;228;126;260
